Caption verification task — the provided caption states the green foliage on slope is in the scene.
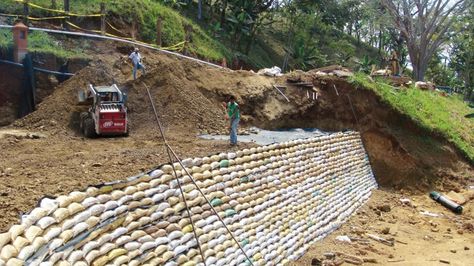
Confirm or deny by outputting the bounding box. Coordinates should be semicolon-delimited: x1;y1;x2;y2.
351;73;474;162
0;0;230;61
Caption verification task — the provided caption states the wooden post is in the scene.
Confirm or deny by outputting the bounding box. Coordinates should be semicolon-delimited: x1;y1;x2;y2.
100;2;106;35
64;0;70;30
183;24;193;55
23;0;29;25
156;16;162;46
131;19;136;40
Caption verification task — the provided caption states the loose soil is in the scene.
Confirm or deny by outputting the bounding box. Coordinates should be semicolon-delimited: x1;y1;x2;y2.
0;40;473;265
290;189;474;266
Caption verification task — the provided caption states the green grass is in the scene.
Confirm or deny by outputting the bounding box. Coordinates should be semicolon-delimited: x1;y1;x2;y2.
351;73;474;162
0;0;230;61
0;29;12;49
28;31;86;58
0;29;85;58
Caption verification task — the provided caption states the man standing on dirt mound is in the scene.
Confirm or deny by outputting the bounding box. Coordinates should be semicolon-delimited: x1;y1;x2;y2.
226;96;240;146
129;47;146;80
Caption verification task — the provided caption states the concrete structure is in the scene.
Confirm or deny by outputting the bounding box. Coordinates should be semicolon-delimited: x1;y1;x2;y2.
13;22;28;63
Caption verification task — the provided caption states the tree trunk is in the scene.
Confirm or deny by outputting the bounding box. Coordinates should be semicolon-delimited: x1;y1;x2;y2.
411;59;428;81
220;0;228;26
198;0;202;20
244;26;257;55
378;29;383;55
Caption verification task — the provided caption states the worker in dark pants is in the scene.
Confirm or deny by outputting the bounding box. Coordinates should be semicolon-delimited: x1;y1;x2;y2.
225;95;240;146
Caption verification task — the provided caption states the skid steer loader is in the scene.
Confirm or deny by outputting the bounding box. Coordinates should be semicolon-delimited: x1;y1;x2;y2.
77;84;129;138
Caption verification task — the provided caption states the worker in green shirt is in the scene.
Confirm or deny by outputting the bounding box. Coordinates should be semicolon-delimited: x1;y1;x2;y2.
226;95;240;146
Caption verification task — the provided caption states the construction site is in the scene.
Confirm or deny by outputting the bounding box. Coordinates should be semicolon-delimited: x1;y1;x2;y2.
1;1;474;265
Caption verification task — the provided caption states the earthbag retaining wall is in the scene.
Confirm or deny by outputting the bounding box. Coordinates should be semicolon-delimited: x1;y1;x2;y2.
0;131;377;266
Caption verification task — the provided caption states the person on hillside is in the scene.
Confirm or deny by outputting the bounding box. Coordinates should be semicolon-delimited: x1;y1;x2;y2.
225;95;240;146
129;47;146;80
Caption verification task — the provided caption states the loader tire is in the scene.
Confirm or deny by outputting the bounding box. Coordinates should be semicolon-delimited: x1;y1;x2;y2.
83;118;96;138
79;112;88;130
124;123;130;137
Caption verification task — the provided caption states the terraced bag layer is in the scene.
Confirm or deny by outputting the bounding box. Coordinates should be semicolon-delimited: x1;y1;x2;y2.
0;131;377;266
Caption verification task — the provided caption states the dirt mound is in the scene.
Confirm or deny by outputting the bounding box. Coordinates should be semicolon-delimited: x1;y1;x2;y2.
13;63;118;133
124;60;274;135
12;54;275;136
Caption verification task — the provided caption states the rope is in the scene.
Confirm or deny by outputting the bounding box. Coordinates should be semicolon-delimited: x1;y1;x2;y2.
104;32;134;41
346;94;362;133
333;84;339;96
143;83;254;265
0;24;223;69
0;13;66;20
15;0;102;17
105;20;122;33
27;15;67;21
105;21;185;51
143;83;207;266
161;41;186;51
0;13;21;17
65;21;101;34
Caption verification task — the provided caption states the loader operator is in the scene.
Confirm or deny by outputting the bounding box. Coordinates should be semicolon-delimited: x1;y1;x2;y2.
129;47;146;80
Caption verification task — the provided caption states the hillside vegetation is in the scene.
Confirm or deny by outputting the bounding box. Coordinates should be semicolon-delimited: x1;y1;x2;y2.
352;74;474;162
0;29;85;58
0;0;230;61
0;0;381;69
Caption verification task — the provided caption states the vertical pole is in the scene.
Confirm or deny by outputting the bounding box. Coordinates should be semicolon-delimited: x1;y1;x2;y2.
100;2;106;35
183;24;192;55
64;0;70;30
51;0;57;9
156;16;162;46
131;19;136;40
198;0;202;20
23;0;29;25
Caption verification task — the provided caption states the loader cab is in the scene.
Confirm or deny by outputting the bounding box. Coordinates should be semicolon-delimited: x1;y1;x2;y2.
93;85;123;105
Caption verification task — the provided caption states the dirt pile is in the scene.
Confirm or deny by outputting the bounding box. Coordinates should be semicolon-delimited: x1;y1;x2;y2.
13;63;118;133
12;54;276;136
290;189;474;266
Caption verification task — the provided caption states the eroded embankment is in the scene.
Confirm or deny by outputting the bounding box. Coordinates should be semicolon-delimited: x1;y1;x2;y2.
0;132;376;265
236;76;473;190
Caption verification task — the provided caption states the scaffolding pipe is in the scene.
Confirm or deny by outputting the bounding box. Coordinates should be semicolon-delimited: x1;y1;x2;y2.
0;24;223;69
0;59;75;76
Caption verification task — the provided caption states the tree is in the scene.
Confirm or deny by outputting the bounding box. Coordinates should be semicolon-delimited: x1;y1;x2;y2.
450;4;474;100
382;0;472;81
224;0;275;52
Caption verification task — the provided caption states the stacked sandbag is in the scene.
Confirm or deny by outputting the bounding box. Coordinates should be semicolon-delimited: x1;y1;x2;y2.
0;131;377;266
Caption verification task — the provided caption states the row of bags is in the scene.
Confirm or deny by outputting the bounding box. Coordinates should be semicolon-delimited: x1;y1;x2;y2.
0;131;377;266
